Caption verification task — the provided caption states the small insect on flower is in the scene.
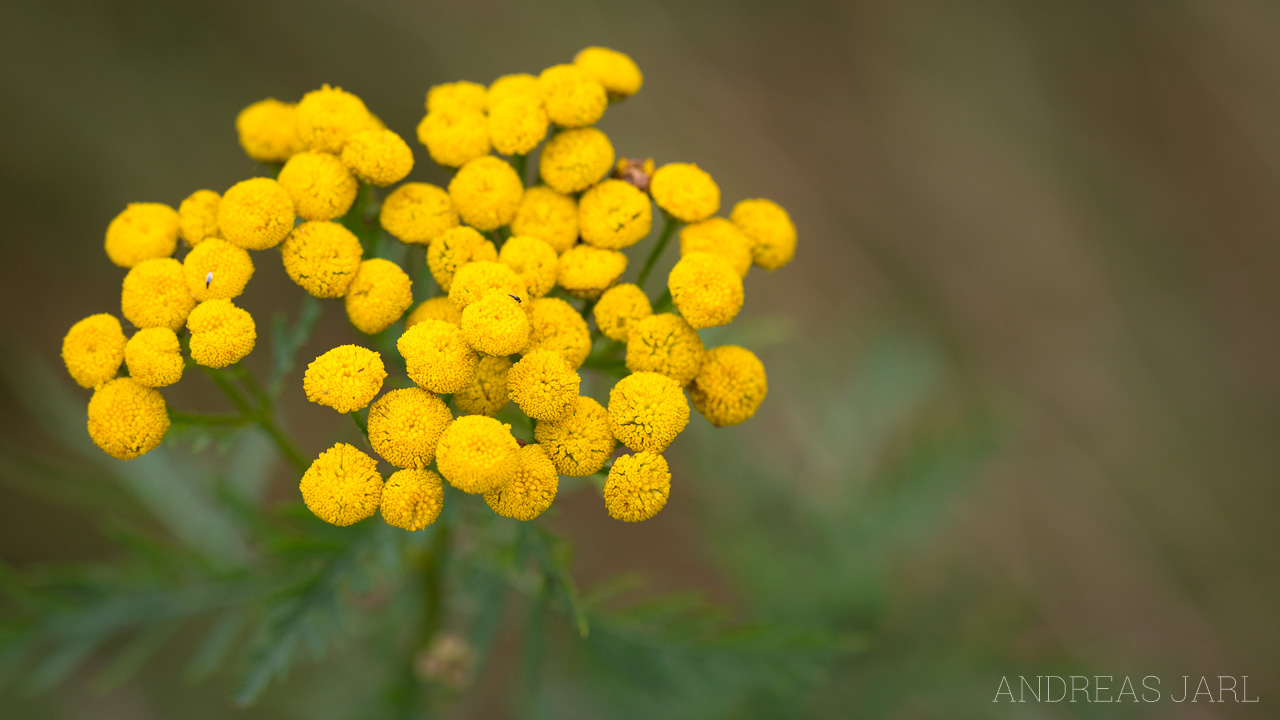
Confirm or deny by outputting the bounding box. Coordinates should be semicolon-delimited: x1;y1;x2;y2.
507;294;522;304
205;271;213;289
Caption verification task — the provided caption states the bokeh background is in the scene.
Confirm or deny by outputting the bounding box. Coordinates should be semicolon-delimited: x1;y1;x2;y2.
2;0;1278;717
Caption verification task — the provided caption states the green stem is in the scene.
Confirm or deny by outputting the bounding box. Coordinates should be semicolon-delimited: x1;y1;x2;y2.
419;521;452;647
636;211;679;290
349;411;368;438
513;153;529;188
202;366;309;474
651;287;673;314
168;411;246;426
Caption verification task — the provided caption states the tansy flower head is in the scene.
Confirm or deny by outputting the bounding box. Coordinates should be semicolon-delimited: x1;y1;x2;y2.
124;327;183;388
488;92;548;156
277;151;359;221
538;64;607;128
484;444;558;521
488;73;541;106
534;395;615;476
507;350;580;421
608;371;690;453
461;291;530;357
304;345;387;413
497;235;558;298
679;217;753;278
435;415;520;494
87;377;169;460
367;387;452;468
417;108;492;168
398;319;480;393
650;163;720;222
178;190;221;247
187;298;256;368
236;98;303;163
296;85;374;154
668;251;744;329
625;313;705;386
62;314;126;389
281;221;364;298
579;179;653;250
689;345;767;427
427;226;497;293
604;451;671;522
406;297;462;328
184;238;254;302
426;81;488;114
573;47;644;99
557;244;627;299
300;442;383;526
510;186;579;254
345;259;413;334
454;356;511;416
539;127;614;194
341;128;414;186
448;261;528;310
217;177;295;250
381;469;445;531
104;203;179;268
380;182;458;245
448;156;523;231
522;297;591;368
731;198;797;270
593;283;652;342
121;258;196;331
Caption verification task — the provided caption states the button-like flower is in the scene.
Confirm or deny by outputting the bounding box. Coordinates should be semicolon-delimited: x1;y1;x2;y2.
87;377;169;460
62;314;126;389
593;283;652;342
345;259;413;334
379;182;459;245
625;313;705;386
235;98;303;163
304;345;386;413
184;238;254;302
426;81;488;114
398;319;480;393
367;387;453;468
487;74;541;107
187;298;256;368
124;327;183;388
498;235;558;299
511;186;578;254
121;258;196;331
573;47;643;99
178;190;221;247
104;203;179;268
342;128;414;186
488;92;548;156
679;217;753;278
604;451;670;522
300;442;383;526
217;177;295;250
538;64;607;128
667;251;744;329
578;179;652;250
435;415;520;494
448;156;523;231
448;261;528;310
484;444;558;521
557;245;626;299
277;151;359;221
406;297;462;328
522;297;591;368
296;85;374;154
688;345;768;427
461;291;530;357
649;162;720;223
281;221;364;298
454;356;511;416
427;226;497;293
381;469;445;531
539;128;614;194
507;350;580;421
730;198;797;271
608;371;689;453
532;397;613;477
417;108;491;168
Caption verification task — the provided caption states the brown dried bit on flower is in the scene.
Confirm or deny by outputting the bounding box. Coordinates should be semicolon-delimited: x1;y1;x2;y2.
612;156;654;192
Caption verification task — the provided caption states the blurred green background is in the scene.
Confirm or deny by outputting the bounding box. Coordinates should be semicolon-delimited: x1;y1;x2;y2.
2;0;1278;718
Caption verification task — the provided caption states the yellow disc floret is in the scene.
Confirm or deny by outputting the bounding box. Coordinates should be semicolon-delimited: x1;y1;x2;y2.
578;179;652;249
679;217;753;278
484;444;558;521
511;186;579;254
235;98;303;163
427;226;497;293
178;190;221;247
277;151;359;221
426;81;488;114
184;238;254;302
487;74;541;107
668;251;744;329
296;85;374;154
625;313;705;386
557;244;627;299
522;297;591;369
87;377;169;461
62;314;126;389
649;163;720;222
217;177;295;250
104;203;179;268
448;156;523;231
730;198;797;271
124;327;183;388
416;108;492;168
488;92;548;156
435;415;520;494
398;319;480;393
454;356;511;416
187;298;256;368
538;64;607;128
341;128;414;186
507;350;580;421
604;451;671;522
593;283;652;342
281;221;364;298
367;387;453;468
497;235;558;298
448;261;528;310
304;345;387;413
345;259;413;334
573;47;644;99
534;395;615;476
300;442;383;527
406;297;462;328
381;469;445;531
460;291;530;357
608;372;689;453
539;128;614;194
688;345;767;427
121;258;196;331
379;182;458;245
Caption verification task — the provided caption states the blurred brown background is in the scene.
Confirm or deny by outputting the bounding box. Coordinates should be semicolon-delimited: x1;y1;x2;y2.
1;0;1278;717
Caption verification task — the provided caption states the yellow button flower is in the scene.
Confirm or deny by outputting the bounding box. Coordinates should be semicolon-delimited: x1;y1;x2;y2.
104;203;179;268
522;297;591;369
730;198;796;270
557;244;627;299
484;444;558;521
668;251;744;329
296;85;374;154
304;345;387;413
578;179;653;249
507;349;580;420
406;297;462;328
534;395;615;476
121;258;196;331
511;186;579;254
604;451;670;522
448;156;523;231
539;128;614;194
454;356;511;416
277;151;359;221
497;235;558;298
689;345;767;427
300;442;383;527
416;108;492;168
345;259;413;334
461;291;530;357
187;298;256;368
608;371;690;452
62;314;126;389
649;163;720;222
183;238;254;302
427;226;497;293
538;64;607;128
379;182;458;245
178;190;221;247
381;469;445;531
679;217;753;278
87;377;169;461
341;128;414;186
426;81;488;114
281;221;364;298
435;415;520;494
124;327;183;388
625;313;705;386
488;92;548;156
593;283;652;342
448;261;528;310
398;319;480;394
235;98;303;163
573;47;644;99
217;177;295;250
367;387;453;468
